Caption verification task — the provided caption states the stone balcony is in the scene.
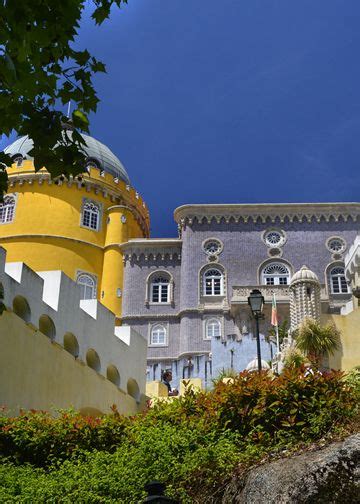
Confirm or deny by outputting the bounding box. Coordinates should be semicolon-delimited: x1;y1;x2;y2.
231;285;291;304
231;284;329;305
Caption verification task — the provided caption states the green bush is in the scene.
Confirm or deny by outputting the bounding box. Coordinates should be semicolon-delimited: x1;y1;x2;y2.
0;369;358;502
0;406;130;465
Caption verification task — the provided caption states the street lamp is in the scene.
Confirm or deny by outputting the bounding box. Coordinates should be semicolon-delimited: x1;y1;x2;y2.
248;289;265;372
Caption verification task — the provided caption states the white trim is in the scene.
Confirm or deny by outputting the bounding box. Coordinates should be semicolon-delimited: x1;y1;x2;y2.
145;270;174;305
0;193;17;225
203;315;223;340
262;228;287;248
326;236;347;254
202;237;224;257
76;270;98;300
148;322;169;347
258;258;293;285
199;264;226;299
80;198;102;232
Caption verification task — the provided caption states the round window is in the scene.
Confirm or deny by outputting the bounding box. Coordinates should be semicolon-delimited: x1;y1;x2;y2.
203;239;223;256
263;229;286;248
326;237;346;254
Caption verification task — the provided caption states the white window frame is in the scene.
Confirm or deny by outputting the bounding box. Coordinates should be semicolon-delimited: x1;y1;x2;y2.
146;271;173;305
149;323;168;346
76;272;97;300
261;262;290;286
203;268;224;296
0;195;16;225
81;199;101;231
329;267;349;294
204;317;222;340
150;277;170;304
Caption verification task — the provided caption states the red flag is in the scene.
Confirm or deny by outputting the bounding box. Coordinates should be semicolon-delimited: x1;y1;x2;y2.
271;293;278;327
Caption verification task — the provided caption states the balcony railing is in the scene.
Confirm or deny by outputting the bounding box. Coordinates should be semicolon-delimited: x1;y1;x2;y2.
231;284;329;304
232;285;291;303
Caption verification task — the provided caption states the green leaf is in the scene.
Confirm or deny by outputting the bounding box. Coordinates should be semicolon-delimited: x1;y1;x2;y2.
72;109;89;129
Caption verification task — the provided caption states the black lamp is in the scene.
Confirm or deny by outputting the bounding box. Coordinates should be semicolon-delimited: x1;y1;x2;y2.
248;289;265;316
247;289;265;371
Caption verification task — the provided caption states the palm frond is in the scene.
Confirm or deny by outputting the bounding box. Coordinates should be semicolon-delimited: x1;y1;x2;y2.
294;318;341;358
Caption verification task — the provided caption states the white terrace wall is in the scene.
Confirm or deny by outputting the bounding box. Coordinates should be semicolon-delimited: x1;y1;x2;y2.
0;247;147;415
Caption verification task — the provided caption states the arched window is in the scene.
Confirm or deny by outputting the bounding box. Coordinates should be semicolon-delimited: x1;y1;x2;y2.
81;200;100;231
150;324;167;345
12;154;23;167
204;268;223;295
262;263;290;285
77;273;97;300
0;195;16;224
206;318;221;339
330;267;348;294
151;276;170;303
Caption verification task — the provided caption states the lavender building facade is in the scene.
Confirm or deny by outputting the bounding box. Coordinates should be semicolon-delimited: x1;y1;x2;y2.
121;203;360;389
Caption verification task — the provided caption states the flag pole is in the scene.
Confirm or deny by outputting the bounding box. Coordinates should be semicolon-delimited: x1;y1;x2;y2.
276;323;280;354
271;293;280;354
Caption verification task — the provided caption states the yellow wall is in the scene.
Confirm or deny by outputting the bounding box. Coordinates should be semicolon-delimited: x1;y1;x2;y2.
0;309;144;415
322;302;360;371
0;161;149;317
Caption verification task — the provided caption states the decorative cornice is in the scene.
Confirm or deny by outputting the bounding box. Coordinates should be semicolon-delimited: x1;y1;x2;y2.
7;171;150;237
120;239;182;263
121;307;228;321
174;203;360;228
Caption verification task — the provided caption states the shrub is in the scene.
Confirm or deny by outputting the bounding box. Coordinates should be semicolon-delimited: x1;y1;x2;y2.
0;407;129;465
0;369;358;502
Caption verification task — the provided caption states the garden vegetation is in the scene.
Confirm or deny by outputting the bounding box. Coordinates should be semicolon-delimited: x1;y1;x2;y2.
0;367;359;502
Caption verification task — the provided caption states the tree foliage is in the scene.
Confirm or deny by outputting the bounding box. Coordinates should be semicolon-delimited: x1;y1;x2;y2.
294;318;341;366
0;0;128;195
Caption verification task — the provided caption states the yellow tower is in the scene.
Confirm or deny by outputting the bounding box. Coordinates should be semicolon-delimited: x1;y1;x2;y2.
0;134;149;318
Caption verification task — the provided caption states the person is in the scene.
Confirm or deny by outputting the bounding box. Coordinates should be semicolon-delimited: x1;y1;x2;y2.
161;370;178;396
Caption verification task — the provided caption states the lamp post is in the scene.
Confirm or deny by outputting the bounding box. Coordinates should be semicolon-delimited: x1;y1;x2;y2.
248;289;265;372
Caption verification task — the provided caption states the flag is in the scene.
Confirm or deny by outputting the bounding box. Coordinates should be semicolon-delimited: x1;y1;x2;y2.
271;293;278;327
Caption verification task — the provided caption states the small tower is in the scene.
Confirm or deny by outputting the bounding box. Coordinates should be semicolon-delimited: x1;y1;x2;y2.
289;265;321;334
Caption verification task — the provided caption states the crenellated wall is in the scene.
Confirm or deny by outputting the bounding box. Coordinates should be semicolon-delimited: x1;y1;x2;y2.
0;247;147;415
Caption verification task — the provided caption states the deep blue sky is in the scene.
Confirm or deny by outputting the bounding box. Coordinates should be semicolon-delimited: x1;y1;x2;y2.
3;1;360;236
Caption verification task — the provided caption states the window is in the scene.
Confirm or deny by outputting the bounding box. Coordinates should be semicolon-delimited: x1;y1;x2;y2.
150;324;167;345
151;276;170;303
206;318;221;339
330;267;348;294
77;273;97;299
81;201;100;231
326;237;346;254
262;263;290;285
0;195;16;224
12;155;23;167
204;268;223;295
203;238;223;256
263;229;286;248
